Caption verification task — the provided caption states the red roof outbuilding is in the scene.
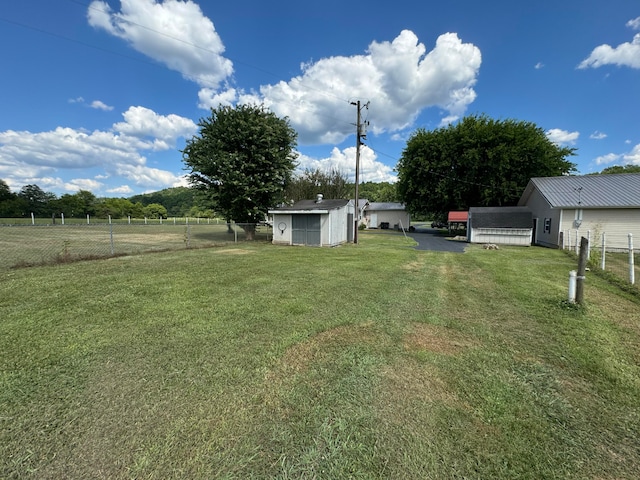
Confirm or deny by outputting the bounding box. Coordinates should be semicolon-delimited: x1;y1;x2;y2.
448;211;469;223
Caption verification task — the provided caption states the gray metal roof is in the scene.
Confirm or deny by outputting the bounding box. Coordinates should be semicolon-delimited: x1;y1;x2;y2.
366;202;406;211
270;198;351;212
469;206;532;228
519;174;640;208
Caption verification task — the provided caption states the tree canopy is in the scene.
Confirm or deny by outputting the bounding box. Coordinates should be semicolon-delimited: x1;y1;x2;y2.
182;104;298;239
396;115;576;220
285;168;350;202
594;164;640;175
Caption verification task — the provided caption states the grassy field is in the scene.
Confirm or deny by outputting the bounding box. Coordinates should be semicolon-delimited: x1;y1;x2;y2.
0;223;271;270
1;233;639;479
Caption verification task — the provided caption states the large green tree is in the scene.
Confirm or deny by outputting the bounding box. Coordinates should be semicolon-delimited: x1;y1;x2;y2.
182;104;298;239
0;179;27;217
397;115;576;220
55;190;97;217
285;168;350;202
18;184;57;216
357;181;399;202
0;179;13;202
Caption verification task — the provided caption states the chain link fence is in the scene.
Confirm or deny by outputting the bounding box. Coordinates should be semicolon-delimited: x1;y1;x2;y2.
0;222;272;270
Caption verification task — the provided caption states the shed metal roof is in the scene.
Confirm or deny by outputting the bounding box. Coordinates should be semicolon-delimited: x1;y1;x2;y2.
269;198;351;213
448;211;468;222
469;206;532;228
518;174;640;208
366;202;406;211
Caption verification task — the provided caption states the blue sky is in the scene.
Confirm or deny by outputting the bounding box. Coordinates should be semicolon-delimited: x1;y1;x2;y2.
1;0;639;197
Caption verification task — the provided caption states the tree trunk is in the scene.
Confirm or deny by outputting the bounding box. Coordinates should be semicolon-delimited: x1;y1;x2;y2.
241;224;256;241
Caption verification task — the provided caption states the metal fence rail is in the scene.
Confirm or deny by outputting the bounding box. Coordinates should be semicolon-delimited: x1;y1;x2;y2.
562;230;638;287
0;223;271;270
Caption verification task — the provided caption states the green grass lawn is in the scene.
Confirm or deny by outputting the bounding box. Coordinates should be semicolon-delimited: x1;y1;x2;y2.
1;233;639;479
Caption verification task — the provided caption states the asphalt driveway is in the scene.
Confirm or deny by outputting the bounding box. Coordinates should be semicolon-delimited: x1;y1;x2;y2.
406;225;467;253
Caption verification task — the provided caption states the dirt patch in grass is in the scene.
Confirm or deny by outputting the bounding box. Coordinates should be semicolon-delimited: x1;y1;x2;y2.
267;322;382;379
262;322;385;410
217;248;254;255
402;259;427;272
403;322;477;355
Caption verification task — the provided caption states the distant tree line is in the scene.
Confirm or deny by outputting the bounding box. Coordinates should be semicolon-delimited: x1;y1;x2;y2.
0;177;400;220
0;180;205;219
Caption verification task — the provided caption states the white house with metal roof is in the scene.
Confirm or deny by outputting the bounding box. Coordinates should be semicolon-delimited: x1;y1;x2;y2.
364;202;410;230
518;174;640;249
269;195;354;246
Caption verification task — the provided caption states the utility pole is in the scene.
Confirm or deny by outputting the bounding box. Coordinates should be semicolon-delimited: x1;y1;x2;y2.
351;100;368;244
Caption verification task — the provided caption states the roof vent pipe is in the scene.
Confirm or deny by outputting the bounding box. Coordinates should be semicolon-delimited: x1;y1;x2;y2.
316;193;323;203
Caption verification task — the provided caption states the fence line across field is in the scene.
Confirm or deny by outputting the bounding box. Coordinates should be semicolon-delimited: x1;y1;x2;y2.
0;222;272;270
3;214;232;227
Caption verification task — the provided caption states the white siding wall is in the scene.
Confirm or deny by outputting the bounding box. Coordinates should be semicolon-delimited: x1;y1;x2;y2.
560;208;640;251
271;214;292;245
367;210;410;229
470;228;532;245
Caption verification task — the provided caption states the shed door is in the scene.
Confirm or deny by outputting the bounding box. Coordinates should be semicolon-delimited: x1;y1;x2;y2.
370;213;378;228
292;214;321;245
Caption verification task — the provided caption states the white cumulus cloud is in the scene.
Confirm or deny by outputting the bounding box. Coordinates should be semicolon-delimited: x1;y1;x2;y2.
589;131;607;140
90;100;114;111
295;145;396;183
87;0;233;88
202;30;481;145
0;107;196;193
623;144;640;165
546;128;579;146
594;153;622;166
579;18;640;69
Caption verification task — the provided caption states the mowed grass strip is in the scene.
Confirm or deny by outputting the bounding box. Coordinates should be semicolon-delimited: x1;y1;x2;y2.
1;233;639;479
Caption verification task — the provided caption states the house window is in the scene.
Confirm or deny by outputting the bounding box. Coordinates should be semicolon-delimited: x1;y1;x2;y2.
544;218;551;233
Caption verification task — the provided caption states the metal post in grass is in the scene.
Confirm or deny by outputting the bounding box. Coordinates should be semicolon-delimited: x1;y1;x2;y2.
87;214;90;225
575;230;579;255
601;232;606;270
110;223;115;255
629;233;635;285
568;270;577;303
587;230;591;260
576;236;588;305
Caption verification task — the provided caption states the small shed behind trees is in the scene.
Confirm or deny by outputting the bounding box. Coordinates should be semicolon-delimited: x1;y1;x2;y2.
269;195;354;246
468;206;533;246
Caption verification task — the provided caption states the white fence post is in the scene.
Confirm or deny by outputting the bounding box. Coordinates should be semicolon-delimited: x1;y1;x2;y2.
601;232;606;270
575;230;579;254
568;270;577;303
61;213;65;225
629;233;635;285
87;214;90;225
